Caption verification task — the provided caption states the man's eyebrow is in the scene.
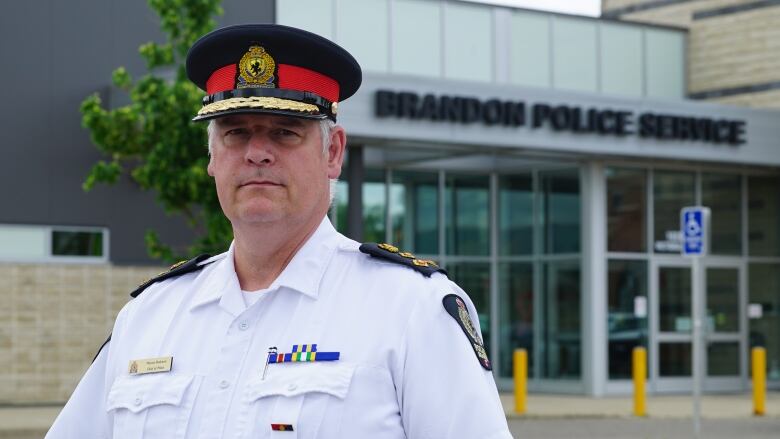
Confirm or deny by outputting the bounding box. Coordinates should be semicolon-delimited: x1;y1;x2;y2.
272;117;307;128
215;116;244;127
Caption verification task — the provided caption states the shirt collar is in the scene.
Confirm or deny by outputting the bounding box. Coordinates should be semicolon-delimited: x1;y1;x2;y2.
189;216;341;313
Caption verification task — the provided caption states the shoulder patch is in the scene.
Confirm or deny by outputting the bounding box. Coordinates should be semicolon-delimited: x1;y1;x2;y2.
442;294;492;371
359;243;447;278
130;254;214;298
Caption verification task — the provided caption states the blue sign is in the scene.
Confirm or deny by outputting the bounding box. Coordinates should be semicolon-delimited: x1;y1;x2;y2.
681;207;710;256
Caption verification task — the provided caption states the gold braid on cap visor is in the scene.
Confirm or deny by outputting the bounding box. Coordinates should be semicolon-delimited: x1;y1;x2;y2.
197;96;321;116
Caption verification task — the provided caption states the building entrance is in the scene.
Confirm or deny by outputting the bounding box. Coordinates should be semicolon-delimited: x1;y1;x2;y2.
651;260;745;392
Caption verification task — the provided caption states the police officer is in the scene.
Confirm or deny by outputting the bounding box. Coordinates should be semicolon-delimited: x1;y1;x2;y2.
47;24;511;438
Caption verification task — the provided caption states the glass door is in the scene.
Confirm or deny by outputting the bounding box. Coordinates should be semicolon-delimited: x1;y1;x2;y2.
651;260;746;392
703;262;745;391
652;261;694;392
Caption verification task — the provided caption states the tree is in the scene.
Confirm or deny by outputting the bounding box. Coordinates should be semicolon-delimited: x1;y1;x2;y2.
80;0;229;263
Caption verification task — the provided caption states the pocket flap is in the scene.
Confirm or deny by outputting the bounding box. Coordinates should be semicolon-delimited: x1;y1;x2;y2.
107;373;195;413
247;362;355;401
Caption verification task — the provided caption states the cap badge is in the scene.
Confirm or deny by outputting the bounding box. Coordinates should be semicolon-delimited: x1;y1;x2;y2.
237;45;276;89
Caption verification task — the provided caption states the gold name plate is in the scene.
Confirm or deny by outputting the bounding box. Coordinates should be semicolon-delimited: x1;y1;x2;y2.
128;356;173;375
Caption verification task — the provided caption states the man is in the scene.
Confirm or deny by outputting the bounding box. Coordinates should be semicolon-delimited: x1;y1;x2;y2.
47;24;511;438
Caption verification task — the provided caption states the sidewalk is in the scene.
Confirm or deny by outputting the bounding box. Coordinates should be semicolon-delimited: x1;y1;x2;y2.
0;392;777;438
499;391;780;419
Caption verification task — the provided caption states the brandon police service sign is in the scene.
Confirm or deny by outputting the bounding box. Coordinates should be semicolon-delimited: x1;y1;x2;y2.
374;90;747;145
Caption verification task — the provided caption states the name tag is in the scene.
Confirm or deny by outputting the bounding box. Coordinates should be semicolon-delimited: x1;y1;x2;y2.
128;356;173;375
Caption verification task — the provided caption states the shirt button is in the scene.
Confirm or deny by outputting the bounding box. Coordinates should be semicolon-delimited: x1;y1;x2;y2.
134;398;142;406
238;321;249;331
219;380;230;389
287;383;298;391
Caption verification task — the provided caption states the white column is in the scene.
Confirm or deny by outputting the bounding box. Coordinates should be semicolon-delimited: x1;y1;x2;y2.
581;161;607;396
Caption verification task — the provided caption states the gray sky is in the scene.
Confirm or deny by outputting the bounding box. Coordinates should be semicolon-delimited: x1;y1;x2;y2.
465;0;601;16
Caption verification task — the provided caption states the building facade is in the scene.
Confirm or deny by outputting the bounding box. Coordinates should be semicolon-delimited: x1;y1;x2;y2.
0;0;778;403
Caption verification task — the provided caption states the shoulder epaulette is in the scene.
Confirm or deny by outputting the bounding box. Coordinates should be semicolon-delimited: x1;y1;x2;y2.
93;254;214;363
130;253;214;298
359;243;447;278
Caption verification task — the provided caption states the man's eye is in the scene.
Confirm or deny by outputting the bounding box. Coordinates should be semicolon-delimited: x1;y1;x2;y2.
274;128;299;137
225;128;249;137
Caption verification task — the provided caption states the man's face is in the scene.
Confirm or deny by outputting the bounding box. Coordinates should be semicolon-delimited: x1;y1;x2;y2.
207;113;345;228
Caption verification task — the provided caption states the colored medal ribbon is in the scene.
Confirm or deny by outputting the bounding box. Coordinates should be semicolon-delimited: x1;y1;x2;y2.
267;344;340;364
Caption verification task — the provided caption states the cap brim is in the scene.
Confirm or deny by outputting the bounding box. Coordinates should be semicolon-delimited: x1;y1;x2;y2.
192;96;328;122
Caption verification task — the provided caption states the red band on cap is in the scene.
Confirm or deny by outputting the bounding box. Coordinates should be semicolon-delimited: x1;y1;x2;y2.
278;64;339;102
205;63;339;102
206;64;237;94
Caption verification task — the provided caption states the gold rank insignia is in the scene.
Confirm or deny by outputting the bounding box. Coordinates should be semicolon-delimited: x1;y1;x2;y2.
378;243;399;253
128;356;173;375
237;45;276;89
398;251;415;258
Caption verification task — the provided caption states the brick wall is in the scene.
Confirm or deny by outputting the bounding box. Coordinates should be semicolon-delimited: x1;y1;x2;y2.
689;6;780;93
0;263;162;404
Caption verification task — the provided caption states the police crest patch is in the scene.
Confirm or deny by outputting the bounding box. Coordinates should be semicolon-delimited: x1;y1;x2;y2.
442;294;491;370
237;45;276;88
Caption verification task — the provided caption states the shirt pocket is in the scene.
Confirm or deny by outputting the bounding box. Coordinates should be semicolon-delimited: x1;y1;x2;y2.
241;362;355;439
107;373;201;439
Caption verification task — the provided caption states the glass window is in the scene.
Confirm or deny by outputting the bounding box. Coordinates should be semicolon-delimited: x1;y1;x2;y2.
330;180;349;235
706;268;739;333
708;342;740;376
498;174;533;256
644;28;684;100
0;226;47;260
703;173;741;255
608;260;648;380
659;267;691;333
444;2;491;81
607;168;647;253
391;0;441;77
448;262;492;357
52;230;103;257
510;11;550;88
600;23;642;97
552;16;597;92
390;171;439;254
336;0;388;72
445;174;490;256
748;175;780;257
653;170;695;253
363;169;387;243
540;170;580;254
276;0;333;39
541;261;581;379
659;342;691;376
749;263;780;382
498;262;534;378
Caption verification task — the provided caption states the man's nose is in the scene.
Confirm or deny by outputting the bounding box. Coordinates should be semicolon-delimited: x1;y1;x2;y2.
244;132;275;166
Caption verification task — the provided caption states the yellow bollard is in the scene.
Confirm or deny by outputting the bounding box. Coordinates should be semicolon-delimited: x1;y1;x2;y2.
752;347;766;416
514;349;527;414
632;346;646;417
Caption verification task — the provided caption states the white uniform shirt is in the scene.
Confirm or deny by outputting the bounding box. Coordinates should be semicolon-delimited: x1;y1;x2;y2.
47;218;511;439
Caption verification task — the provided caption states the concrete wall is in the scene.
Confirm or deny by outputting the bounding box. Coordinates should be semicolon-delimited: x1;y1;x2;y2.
0;263;162;404
0;0;274;265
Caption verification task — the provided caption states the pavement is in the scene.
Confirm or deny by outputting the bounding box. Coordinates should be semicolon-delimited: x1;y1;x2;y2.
1;392;777;438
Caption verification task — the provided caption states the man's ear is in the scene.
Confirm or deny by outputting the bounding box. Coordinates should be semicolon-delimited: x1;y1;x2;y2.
327;125;346;179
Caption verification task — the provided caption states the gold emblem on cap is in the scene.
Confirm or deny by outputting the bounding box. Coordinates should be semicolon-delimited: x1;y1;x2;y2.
398;251;415;258
237;45;276;89
331;101;338;115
